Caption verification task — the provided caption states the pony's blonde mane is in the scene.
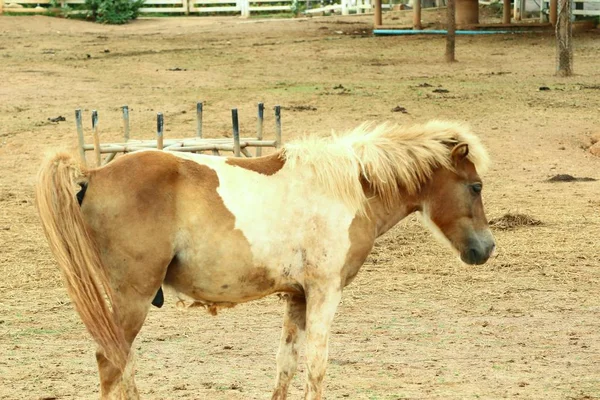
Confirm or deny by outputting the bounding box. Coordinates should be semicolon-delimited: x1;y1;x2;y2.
283;120;490;214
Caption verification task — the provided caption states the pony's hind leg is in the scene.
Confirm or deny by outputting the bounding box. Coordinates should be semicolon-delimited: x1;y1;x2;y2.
96;283;153;400
271;295;307;400
95;256;169;399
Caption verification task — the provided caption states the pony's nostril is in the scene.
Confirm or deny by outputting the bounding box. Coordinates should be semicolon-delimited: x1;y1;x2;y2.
463;234;494;265
468;248;479;264
464;245;492;265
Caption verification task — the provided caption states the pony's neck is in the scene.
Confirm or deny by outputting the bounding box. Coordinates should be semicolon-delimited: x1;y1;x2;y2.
366;189;420;237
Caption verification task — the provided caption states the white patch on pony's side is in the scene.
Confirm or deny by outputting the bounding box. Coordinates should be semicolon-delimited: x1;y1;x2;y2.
170;151;356;286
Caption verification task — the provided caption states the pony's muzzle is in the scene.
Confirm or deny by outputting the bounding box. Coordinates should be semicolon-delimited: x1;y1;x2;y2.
461;232;495;265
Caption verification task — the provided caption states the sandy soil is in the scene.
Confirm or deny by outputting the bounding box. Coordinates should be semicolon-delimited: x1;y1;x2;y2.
1;13;599;400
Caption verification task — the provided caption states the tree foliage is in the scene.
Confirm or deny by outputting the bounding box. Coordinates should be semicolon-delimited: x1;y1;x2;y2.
85;0;146;24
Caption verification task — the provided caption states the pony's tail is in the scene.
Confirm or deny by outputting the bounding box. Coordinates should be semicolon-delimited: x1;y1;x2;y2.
35;153;128;371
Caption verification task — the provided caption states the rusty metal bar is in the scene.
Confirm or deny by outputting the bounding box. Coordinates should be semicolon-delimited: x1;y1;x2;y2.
91;110;101;166
122;105;130;142
232;108;241;157
75;108;86;166
274;105;282;149
196;101;203;138
256;102;264;157
157;112;164;150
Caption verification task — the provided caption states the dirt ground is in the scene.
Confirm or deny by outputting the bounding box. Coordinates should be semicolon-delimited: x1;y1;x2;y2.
1;13;600;400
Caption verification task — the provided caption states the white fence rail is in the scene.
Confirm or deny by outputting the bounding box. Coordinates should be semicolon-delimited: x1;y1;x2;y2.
0;0;295;15
540;0;600;18
303;0;391;14
4;0;599;16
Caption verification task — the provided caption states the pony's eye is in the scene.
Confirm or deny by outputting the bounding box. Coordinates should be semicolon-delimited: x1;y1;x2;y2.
471;183;482;194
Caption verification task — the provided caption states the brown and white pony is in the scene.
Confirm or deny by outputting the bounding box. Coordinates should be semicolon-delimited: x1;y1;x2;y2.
36;120;495;400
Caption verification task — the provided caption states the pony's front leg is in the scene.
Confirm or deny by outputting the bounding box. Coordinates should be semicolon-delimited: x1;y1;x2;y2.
303;284;342;400
271;295;307;400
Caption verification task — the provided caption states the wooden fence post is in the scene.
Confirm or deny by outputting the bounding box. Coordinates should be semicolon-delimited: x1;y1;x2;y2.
519;0;525;19
75;109;86;165
374;0;382;26
445;0;456;62
341;0;349;14
256;103;264;157
122;105;130;142
196;101;203;138
549;0;557;25
232;109;241;157
157;113;164;150
274;105;282;149
240;0;249;17
91;110;102;167
513;0;524;20
555;0;573;76
503;0;511;23
413;0;422;29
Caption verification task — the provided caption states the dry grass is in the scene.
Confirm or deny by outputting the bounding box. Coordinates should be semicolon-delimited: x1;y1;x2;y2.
489;213;542;230
546;174;597;182
1;15;600;400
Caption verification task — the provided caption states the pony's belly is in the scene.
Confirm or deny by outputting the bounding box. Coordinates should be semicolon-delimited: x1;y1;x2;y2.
164;257;302;305
168;277;276;303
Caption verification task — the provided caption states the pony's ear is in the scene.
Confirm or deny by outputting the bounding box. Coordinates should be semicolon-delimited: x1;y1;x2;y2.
451;143;469;163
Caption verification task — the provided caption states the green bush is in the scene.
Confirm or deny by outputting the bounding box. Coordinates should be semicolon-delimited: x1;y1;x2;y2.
85;0;146;24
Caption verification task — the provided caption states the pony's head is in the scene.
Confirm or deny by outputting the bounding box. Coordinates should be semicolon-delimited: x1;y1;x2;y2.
418;141;495;265
283;120;496;265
